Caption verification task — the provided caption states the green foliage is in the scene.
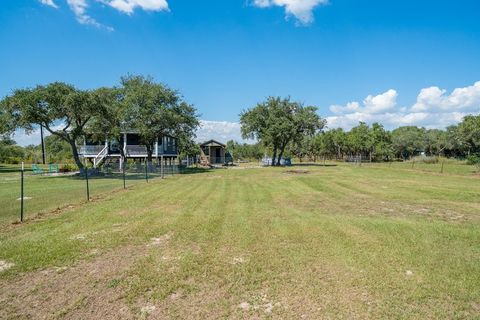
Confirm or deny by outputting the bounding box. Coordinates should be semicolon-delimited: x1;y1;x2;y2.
458;115;480;154
59;163;78;172
119;75;199;161
0;82;110;169
391;126;425;159
0;76;200;166
226;140;264;161
279;115;479;163
0;137;24;164
240;96;325;165
466;154;480;171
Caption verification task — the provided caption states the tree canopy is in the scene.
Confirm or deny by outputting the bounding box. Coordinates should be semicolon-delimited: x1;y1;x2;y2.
240;97;325;166
0;82;110;168
119;75;199;162
0;76;200;167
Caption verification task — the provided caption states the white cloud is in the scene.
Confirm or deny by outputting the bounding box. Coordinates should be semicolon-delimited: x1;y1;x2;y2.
195;120;253;144
253;0;328;24
330;89;398;116
363;89;398;114
411;81;480;113
329;101;360;114
66;0;112;30
13;124;67;147
327;82;480;130
101;0;169;14
39;0;169;29
40;0;59;8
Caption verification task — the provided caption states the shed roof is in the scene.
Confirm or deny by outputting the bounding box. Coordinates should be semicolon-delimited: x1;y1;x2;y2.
200;139;226;148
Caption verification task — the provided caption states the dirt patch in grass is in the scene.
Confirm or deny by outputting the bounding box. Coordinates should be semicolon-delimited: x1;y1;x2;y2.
0;260;15;273
0;244;149;319
148;231;174;247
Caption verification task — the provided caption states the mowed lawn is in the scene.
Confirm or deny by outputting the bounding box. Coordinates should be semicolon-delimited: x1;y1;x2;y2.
0;165;163;224
0;164;479;319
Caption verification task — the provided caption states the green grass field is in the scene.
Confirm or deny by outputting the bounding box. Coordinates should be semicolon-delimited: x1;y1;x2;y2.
0;163;479;319
0;164;171;224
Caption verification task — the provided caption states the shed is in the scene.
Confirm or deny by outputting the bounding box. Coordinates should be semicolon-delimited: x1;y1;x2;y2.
200;140;226;165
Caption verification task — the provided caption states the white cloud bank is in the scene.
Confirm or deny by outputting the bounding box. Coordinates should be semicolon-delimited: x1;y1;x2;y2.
40;0;328;28
327;81;480;130
252;0;328;24
195;120;250;144
39;0;169;30
101;0;169;14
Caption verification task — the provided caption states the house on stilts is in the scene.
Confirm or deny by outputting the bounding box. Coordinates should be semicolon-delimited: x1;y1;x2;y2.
78;132;178;169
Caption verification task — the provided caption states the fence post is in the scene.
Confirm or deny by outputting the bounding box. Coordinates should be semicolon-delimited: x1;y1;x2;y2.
20;162;24;222
85;167;90;202
144;158;149;183
440;160;445;174
411;159;415;169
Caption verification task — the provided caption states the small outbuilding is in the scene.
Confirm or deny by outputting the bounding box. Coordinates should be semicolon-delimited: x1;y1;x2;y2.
200;140;226;165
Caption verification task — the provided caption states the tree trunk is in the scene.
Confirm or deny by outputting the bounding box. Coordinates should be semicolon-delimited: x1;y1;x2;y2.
271;147;277;167
146;144;154;164
67;139;84;170
277;150;283;166
277;144;286;166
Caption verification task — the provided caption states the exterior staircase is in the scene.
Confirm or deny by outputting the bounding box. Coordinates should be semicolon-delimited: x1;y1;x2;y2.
93;146;108;168
199;148;211;167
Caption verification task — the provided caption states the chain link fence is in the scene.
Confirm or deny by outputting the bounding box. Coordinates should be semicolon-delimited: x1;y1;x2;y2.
0;161;186;225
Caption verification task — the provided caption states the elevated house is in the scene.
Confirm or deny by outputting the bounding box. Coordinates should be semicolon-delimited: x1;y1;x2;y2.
199;140;232;166
78;132;178;168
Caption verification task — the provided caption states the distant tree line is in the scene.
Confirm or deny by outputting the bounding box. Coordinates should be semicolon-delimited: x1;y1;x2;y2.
0;135;73;164
1;90;479;167
240;96;480;165
293;116;480;162
0;75;200;168
226;140;265;161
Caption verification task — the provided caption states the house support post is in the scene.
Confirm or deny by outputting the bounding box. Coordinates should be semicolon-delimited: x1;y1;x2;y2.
123;133;127;156
161;155;164;179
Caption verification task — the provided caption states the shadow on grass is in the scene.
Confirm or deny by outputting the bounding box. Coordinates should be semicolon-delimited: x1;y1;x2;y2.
178;167;214;175
0;165;22;173
291;163;338;167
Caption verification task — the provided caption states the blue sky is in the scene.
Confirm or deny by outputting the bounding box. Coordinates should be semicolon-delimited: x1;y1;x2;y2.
1;0;480;145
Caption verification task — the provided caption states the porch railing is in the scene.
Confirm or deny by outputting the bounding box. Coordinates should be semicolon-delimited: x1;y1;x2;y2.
78;145;105;155
79;144;178;157
126;145;148;156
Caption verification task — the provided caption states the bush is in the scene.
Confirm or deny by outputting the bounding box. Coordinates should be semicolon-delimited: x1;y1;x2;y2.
4;157;22;164
59;163;78;173
466;154;480;166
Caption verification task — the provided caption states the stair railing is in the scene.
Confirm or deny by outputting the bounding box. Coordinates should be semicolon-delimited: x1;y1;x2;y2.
93;145;108;168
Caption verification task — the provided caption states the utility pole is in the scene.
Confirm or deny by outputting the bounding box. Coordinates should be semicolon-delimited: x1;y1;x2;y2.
40;125;46;165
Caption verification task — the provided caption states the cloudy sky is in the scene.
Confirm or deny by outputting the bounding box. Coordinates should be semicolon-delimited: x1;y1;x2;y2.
1;0;479;145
